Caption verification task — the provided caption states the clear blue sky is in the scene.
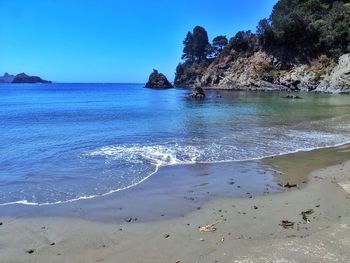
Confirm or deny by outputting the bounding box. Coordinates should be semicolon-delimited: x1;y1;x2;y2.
0;0;277;83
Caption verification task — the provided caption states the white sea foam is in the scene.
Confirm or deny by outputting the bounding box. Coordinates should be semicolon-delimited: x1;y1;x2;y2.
2;123;350;207
88;144;203;166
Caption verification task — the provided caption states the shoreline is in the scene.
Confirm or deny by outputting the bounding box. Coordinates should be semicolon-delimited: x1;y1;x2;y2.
2;139;350;208
1;144;350;262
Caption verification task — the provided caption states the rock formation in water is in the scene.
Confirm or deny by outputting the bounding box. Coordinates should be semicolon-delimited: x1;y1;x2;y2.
12;73;51;84
189;85;206;100
0;73;15;83
145;69;173;89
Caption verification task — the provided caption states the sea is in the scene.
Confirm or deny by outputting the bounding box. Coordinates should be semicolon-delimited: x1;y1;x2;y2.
0;83;350;205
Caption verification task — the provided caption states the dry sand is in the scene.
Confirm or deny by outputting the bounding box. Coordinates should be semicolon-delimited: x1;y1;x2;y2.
1;145;350;263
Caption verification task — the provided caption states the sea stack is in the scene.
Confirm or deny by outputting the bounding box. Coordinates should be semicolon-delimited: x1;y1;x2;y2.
189;84;206;100
145;69;173;89
12;73;51;84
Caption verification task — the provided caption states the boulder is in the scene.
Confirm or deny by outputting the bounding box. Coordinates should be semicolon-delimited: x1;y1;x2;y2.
12;73;51;84
284;94;303;99
189;85;206;100
316;54;350;93
145;69;173;89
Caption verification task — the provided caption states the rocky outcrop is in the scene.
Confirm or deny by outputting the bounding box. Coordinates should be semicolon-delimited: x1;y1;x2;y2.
174;60;210;87
12;73;51;83
0;73;15;83
199;51;286;90
189;85;206;100
145;70;173;89
176;49;349;94
316;54;350;93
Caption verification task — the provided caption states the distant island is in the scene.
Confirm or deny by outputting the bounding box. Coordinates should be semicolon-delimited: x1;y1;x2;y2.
172;0;350;94
0;72;51;84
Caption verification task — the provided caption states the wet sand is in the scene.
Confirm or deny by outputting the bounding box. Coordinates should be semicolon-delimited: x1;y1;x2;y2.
1;144;350;262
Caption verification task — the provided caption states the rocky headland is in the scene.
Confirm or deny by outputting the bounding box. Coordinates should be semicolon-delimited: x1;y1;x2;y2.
174;1;350;94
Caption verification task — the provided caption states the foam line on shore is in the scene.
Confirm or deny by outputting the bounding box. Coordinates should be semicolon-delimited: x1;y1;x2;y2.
1;140;350;207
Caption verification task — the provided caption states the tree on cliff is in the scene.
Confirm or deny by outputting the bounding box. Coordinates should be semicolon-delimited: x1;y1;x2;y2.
211;35;228;57
182;26;211;61
265;0;350;59
318;1;350;58
230;31;256;53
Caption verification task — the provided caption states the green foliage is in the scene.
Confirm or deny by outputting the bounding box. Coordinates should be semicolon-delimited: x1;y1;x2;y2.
264;0;350;59
178;0;350;71
318;2;350;57
181;26;211;62
229;31;256;53
211;35;228;56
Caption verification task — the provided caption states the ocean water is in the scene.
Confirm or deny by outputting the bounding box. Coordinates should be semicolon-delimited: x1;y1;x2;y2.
0;83;350;205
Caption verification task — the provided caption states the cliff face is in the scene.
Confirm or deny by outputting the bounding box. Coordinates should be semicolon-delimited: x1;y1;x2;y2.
174;60;210;87
174;0;350;93
175;50;350;94
316;54;350;93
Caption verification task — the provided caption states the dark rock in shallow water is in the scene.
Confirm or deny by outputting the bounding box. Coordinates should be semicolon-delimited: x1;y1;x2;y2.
145;69;173;89
189;86;206;100
12;73;51;84
284;95;303;99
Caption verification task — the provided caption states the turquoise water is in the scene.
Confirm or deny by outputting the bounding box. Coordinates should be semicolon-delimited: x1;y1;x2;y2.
0;83;350;205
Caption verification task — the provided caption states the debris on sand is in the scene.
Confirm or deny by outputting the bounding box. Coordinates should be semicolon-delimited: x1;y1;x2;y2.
199;221;221;233
301;209;315;223
279;220;295;229
220;235;225;243
284;183;297;188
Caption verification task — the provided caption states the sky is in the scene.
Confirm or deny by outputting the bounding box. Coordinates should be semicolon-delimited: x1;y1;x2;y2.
0;0;277;83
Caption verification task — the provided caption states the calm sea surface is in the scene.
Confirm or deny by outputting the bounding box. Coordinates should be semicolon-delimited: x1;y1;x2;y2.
0;83;350;205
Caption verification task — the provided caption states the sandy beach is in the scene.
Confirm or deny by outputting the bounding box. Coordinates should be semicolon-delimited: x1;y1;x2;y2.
1;144;350;263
